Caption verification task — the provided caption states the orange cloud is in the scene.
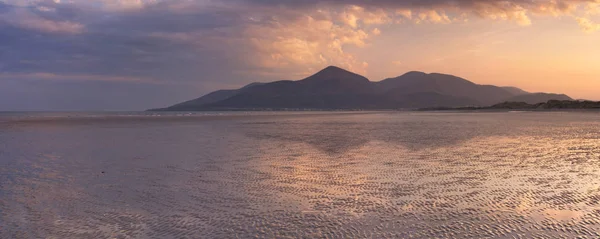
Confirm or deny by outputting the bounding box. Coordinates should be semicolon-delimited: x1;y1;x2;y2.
372;28;382;35
416;10;452;24
338;5;392;28
241;11;374;76
396;9;413;19
576;17;600;32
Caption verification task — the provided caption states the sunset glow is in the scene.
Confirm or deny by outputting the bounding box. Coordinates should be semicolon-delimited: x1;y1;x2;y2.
0;0;599;110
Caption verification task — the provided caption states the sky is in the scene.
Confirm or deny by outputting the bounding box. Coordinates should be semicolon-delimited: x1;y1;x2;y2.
0;0;599;111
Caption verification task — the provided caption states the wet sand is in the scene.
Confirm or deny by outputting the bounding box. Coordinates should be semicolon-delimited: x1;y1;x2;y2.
1;112;600;238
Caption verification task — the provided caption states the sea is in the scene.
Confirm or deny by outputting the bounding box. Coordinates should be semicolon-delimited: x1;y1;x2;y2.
1;111;599;238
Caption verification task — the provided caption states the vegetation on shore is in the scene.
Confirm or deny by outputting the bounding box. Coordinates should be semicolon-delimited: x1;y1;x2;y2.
419;100;600;111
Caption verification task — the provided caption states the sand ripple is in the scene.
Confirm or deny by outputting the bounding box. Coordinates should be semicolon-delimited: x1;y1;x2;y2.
1;112;600;238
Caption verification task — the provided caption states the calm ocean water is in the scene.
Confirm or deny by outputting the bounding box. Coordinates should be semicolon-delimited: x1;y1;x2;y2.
1;111;600;238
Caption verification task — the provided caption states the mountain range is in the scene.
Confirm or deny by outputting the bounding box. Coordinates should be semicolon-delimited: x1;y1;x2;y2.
151;66;572;111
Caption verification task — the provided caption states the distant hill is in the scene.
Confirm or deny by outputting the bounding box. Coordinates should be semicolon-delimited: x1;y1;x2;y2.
206;66;385;109
421;100;600;111
162;83;264;111
150;66;573;111
377;71;516;105
489;100;600;110
501;87;529;95
502;93;573;104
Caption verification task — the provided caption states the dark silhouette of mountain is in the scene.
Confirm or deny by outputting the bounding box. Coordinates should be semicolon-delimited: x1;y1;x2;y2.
155;83;264;111
385;92;479;108
489;100;600;109
166;90;237;110
421;100;599;111
501;87;529;95
205;66;390;109
502;93;573;104
150;66;572;111
378;72;516;105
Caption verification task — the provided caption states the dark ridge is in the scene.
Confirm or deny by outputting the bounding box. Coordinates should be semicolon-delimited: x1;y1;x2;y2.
502;93;573;104
420;100;600;111
149;66;572;111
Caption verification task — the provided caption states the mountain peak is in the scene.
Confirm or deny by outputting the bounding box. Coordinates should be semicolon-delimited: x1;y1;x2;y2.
302;65;370;83
322;65;345;71
405;71;426;74
316;65;355;76
153;67;571;111
399;71;427;77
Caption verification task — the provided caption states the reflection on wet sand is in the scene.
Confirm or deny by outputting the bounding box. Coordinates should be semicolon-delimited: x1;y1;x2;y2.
1;112;600;238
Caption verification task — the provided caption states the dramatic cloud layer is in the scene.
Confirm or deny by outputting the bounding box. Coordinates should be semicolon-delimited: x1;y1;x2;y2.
0;0;599;110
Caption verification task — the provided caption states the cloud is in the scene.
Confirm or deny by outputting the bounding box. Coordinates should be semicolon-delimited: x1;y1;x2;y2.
0;0;599;110
396;9;413;20
585;2;600;15
416;10;452;24
100;0;147;10
0;72;160;83
0;7;84;34
338;5;391;28
576;17;600;32
233;0;600;25
243;13;371;75
372;27;381;35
